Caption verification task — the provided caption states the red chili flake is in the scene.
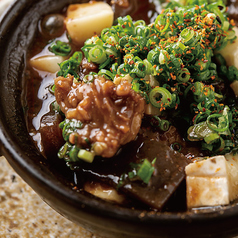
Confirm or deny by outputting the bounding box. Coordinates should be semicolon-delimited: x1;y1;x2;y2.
192;115;197;123
230;19;235;26
170;73;176;80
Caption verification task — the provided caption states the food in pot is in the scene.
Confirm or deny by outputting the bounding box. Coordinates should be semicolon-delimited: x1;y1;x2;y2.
24;0;238;211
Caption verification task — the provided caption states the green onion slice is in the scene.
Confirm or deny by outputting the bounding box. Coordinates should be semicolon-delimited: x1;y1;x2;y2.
206;114;229;132
78;149;95;163
49;41;71;56
137;158;156;184
149;87;172;109
89;45;107;64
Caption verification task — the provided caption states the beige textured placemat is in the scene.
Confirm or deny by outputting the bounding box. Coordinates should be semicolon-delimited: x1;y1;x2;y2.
0;156;100;238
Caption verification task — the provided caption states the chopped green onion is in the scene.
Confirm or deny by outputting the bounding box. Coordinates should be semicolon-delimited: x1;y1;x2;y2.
89;45;107;64
206;114;229;132
180;28;195;45
58;142;72;159
171;143;182;152
57;51;82;79
49;40;71;56
150;116;170;131
69;145;80;162
149;87;172;109
137;159;156;184
204;132;220;144
187;121;214;141
98;69;114;80
77;149;95;163
177;68;190;83
59;119;83;141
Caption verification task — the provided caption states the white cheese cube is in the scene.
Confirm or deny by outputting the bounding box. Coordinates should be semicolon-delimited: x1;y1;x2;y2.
30;55;66;73
65;2;114;46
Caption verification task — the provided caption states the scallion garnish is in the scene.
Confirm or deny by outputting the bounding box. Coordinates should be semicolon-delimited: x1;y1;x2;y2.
118;158;157;187
57;51;83;79
49;40;71;56
56;0;238;163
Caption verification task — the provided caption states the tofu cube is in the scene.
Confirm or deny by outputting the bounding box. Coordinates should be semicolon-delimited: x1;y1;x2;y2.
185;155;238;208
225;153;238;201
186;176;229;208
65;2;114;46
217;26;238;68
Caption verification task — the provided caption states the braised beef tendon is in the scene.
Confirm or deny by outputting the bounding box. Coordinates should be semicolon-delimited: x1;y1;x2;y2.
54;75;145;158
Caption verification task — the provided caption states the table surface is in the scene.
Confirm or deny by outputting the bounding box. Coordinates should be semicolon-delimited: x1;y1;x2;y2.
0;156;102;238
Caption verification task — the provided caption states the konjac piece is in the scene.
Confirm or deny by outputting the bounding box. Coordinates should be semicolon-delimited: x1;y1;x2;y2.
120;139;190;210
54;75;145;158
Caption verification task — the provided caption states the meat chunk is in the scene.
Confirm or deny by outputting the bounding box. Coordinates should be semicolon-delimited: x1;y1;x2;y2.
54;75;145;158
